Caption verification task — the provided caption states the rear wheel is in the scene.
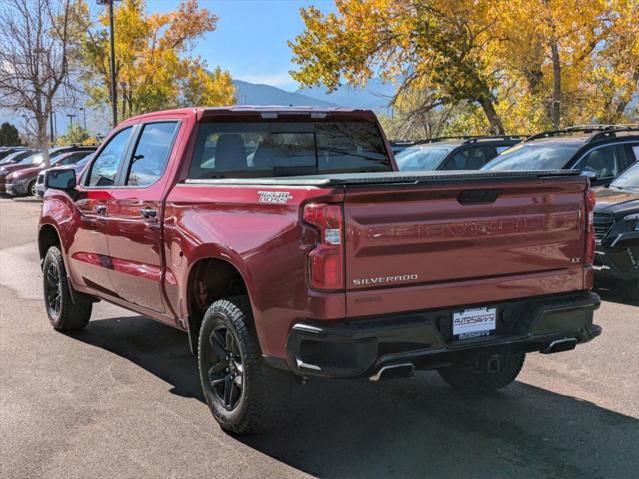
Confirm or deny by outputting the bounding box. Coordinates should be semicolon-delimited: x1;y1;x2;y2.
438;351;525;392
28;179;37;197
198;296;292;434
43;246;92;331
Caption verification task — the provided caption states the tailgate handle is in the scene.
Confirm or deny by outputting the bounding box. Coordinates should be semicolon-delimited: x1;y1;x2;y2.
458;189;501;205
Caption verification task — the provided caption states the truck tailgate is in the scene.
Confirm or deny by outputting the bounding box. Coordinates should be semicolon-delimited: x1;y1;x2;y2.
344;176;587;316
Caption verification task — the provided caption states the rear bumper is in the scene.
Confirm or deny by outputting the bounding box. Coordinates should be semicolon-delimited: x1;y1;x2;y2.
284;291;601;378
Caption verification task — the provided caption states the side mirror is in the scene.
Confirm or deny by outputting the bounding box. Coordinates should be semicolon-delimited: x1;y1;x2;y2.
45;168;77;193
581;170;598;183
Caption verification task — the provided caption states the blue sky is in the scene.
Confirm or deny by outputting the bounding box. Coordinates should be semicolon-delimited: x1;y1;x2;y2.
1;1;337;136
147;0;336;91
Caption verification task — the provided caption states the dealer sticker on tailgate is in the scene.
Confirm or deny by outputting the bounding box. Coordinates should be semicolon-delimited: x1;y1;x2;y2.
453;307;496;340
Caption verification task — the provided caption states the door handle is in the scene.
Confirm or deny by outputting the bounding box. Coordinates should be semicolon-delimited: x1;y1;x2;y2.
95;204;107;215
140;207;157;219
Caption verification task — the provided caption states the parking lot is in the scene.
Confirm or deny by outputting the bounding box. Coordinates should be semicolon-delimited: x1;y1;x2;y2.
1;197;638;478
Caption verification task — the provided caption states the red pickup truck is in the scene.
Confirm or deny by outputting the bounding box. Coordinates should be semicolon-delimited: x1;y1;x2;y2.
39;107;601;434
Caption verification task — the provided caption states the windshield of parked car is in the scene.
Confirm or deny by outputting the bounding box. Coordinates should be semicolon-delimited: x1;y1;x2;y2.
482;142;581;170
0;151;33;165
18;154;44;166
189;121;392;179
55;152;92;166
394;144;454;171
610;162;639;191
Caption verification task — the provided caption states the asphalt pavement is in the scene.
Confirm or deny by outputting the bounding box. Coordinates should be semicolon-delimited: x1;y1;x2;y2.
1;198;638;479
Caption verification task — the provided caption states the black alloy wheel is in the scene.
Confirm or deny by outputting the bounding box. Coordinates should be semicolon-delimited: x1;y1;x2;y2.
207;324;244;411
44;259;62;319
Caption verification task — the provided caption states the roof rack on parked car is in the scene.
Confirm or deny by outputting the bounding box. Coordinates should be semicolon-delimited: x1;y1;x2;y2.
392;135;526;145
525;125;639;142
461;135;526;144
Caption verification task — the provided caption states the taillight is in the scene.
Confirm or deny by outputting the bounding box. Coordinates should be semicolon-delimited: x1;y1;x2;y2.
303;203;344;290
585;190;596;266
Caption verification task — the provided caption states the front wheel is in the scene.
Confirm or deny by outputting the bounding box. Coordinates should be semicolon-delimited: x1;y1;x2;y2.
198;296;292;434
438;351;525;392
43;245;92;331
28;180;37;197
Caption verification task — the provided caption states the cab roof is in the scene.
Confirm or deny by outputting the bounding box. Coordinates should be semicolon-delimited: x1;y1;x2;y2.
125;106;379;123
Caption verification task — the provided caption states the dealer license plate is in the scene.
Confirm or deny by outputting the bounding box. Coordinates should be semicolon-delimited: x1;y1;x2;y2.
453;307;496;340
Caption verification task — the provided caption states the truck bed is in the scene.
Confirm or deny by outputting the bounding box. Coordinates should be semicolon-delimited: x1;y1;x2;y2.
184;169;580;187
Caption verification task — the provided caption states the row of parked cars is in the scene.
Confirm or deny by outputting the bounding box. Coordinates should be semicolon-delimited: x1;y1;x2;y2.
391;125;639;290
0;146;96;197
4;124;637;290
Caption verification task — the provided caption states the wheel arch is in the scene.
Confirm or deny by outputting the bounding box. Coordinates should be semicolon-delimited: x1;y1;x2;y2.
38;223;62;261
184;255;253;355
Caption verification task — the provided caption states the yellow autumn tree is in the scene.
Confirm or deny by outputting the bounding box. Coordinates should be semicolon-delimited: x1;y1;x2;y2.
290;0;507;134
291;0;638;136
583;0;639;123
80;0;235;122
493;0;612;130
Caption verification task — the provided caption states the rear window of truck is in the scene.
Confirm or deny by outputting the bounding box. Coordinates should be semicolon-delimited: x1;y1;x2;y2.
188;121;391;178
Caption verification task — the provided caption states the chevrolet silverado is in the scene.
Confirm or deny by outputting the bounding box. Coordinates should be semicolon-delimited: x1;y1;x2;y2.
39;107;601;434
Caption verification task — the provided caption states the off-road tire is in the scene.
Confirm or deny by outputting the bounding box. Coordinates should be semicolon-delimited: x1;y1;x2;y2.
438;351;525;392
43;245;92;331
198;296;292;434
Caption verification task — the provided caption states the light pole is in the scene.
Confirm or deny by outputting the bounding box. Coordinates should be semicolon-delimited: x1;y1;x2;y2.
50;110;55;143
79;107;87;130
97;0;120;127
21;114;31;137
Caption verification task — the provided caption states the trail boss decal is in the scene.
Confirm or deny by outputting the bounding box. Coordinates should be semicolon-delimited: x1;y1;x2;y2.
352;274;418;286
258;191;293;204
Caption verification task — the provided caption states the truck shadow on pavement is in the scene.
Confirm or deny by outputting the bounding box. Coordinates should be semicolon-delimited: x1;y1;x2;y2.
72;315;639;478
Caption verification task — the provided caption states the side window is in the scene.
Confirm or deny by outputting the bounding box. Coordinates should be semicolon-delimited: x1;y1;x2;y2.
441;150;468;170
575;145;619;179
126;122;178;186
495;146;511;154
88;128;133;187
442;146;497;170
621;143;639;165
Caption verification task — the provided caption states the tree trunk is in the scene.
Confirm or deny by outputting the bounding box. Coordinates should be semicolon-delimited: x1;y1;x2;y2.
38;117;50;168
613;66;639;120
549;39;561;129
479;97;505;135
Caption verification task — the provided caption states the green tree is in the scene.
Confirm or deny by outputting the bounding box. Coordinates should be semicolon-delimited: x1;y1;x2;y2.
0;122;22;146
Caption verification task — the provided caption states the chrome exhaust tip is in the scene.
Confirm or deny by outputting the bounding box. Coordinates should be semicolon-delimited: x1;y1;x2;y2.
541;338;577;354
369;363;415;381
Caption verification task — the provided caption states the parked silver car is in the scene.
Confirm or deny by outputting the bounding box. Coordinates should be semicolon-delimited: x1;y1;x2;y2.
36;154;93;198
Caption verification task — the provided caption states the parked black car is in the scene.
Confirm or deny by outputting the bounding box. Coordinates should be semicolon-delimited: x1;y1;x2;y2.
593;161;639;288
393;136;525;172
483;125;639;187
